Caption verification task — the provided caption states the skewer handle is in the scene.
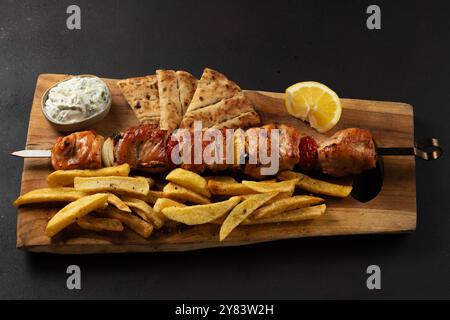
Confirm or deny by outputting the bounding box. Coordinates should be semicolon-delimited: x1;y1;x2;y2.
377;138;442;160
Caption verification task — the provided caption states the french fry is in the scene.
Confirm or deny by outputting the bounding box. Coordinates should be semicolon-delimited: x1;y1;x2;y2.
76;215;124;232
153;198;186;213
163;182;210;204
205;176;238;183
134;176;155;189
162;196;241;225
99;206;154;238
145;190;166;204
166;168;211;198
74;176;149;197
208;178;256;196
277;171;352;198
213;204;326;225
241;192;291;204
152;198;186;228
13;188;88;206
45;193;109;237
106;193;131;212
220;192;279;241
253;195;325;219
47;164;130;187
242;179;298;194
122;197;164;229
246;204;326;224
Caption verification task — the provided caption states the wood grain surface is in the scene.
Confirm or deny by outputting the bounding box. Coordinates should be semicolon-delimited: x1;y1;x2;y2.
16;74;417;254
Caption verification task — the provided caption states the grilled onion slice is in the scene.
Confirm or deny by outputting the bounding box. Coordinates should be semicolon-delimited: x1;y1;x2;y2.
102;137;115;167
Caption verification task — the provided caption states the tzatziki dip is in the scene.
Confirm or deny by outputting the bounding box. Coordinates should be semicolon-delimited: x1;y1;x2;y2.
44;76;110;124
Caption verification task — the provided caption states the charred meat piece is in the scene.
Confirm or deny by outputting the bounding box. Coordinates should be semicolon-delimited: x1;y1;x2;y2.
317;128;376;177
114;124;170;172
176;128;232;173
278;124;302;171
52;130;103;170
243;124;301;179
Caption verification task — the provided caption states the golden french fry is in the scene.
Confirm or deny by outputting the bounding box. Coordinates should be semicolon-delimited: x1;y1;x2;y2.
153;198;186;213
205;176;238;183
145;190;166;204
246;204;326;224
208;178;256;196
45;193;109;237
253;195;325;219
152;198;186;228
134;176;155;189
122;197;164;229
74;176;149;197
76;215;124;232
213;204;326;225
241;192;291;204
47;164;130;187
13;188;88;206
162;196;241;225
220;192;279;241
163;182;210;204
277;171;352;198
106;193;131;212
99;206;153;238
242;179;298;194
166;168;211;198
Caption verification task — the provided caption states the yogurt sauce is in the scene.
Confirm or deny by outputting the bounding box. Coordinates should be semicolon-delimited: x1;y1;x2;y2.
44;76;110;124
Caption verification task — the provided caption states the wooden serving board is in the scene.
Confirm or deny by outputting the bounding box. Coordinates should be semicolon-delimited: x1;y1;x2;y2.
16;74;416;254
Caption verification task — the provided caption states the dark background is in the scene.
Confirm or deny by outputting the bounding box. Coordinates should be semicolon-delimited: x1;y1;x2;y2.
0;0;449;299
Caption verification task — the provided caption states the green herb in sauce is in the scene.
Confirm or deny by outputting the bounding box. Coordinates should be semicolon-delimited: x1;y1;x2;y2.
44;77;110;124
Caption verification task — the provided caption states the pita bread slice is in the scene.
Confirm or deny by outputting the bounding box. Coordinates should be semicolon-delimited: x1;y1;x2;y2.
211;111;260;129
157;69;183;131
181;92;260;129
176;71;197;116
185;68;241;113
117;75;159;124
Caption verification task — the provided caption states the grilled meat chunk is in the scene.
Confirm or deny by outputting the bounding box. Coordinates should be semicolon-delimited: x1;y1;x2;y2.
243;124;301;179
114;124;170;172
317;128;376;177
52;130;103;170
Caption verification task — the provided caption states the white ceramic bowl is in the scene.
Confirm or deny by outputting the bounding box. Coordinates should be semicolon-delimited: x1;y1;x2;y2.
41;75;112;132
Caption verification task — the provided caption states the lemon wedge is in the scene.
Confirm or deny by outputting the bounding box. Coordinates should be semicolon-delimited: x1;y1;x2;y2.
285;81;342;133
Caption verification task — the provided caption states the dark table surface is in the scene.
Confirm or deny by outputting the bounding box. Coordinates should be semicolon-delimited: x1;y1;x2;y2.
1;0;449;299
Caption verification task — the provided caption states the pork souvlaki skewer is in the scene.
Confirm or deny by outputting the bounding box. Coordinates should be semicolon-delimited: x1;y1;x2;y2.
14;123;377;179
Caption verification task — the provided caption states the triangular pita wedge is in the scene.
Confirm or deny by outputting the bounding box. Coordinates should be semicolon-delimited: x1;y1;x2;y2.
211;110;260;129
181;92;260;129
117;75;159;124
176;71;197;116
157;69;183;131
185;68;241;114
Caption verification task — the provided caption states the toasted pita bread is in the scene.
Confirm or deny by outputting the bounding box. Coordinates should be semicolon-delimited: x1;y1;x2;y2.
181;92;258;129
157;70;183;131
212;111;261;129
117;75;159;124
176;71;197;116
181;69;260;129
185;68;241;114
